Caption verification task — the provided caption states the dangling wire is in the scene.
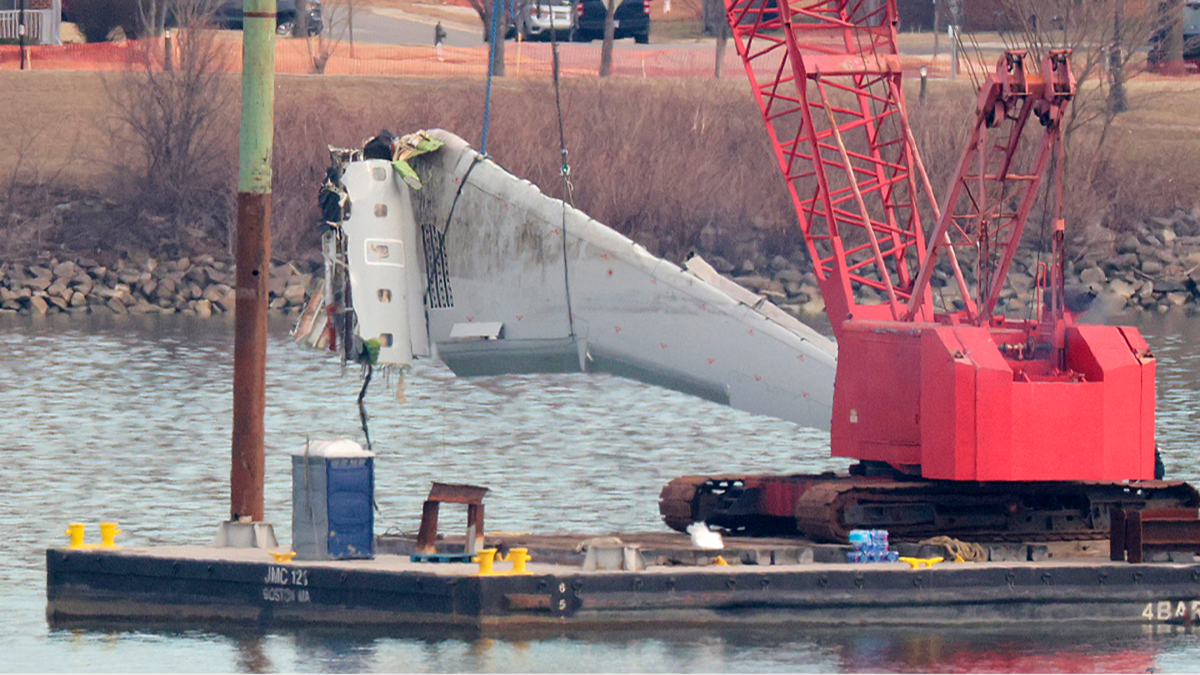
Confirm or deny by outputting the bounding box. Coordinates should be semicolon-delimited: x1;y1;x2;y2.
1022;131;1059;323
357;362;373;450
550;25;576;338
424;155;484;309
481;0;501;157
956;28;983;91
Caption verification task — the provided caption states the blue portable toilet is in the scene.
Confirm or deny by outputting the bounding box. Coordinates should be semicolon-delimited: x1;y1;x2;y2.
292;439;375;560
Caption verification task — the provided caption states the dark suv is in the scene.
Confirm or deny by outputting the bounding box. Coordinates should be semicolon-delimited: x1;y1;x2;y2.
572;0;649;44
213;0;323;36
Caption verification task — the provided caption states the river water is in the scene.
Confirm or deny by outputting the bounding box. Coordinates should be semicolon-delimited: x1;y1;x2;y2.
2;311;1200;672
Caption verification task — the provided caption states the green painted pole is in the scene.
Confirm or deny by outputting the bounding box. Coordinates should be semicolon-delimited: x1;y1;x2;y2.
238;0;276;195
231;0;276;523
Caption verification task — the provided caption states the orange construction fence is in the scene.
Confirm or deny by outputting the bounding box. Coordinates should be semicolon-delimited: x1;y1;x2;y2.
0;37;745;77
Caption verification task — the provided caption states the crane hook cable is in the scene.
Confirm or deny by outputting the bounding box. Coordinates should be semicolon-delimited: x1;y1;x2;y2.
481;0;502;157
550;19;577;339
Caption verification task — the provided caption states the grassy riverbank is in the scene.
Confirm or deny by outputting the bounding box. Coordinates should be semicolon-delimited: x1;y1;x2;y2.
4;70;1200;318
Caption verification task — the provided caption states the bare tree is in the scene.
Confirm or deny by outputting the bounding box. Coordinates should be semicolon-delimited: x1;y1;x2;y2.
136;0;171;37
306;0;357;72
704;0;731;78
991;0;1175;231
467;0;507;76
1108;0;1128;113
1;123;81;260
295;0;310;39
1151;0;1186;74
998;0;1166;139
104;0;236;228
932;0;940;58
600;0;616;75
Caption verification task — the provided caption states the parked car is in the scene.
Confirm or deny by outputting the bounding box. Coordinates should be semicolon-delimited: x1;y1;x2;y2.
212;0;323;36
571;0;649;44
503;0;574;41
63;0;323;41
1149;0;1200;64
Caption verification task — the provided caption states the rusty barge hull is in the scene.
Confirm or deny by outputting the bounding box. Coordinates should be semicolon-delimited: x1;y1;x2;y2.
46;546;1200;634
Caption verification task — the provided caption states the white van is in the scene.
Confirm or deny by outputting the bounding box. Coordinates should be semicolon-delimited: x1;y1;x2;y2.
506;0;574;41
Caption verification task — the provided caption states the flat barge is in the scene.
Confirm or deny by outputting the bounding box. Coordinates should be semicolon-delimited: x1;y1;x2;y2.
46;533;1200;634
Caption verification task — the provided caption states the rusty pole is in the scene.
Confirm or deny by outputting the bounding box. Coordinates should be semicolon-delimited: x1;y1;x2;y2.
230;0;276;523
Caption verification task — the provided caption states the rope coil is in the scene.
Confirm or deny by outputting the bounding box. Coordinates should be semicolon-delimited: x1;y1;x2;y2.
919;536;988;563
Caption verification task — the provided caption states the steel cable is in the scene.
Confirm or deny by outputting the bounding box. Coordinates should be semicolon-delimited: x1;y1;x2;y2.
550;24;577;338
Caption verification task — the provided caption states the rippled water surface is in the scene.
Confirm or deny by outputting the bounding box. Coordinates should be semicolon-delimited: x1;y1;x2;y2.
3;311;1200;672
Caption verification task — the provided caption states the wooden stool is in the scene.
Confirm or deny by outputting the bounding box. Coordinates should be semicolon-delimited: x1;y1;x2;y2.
415;482;490;555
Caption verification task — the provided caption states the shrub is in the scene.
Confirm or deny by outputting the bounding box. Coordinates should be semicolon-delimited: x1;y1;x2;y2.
103;4;237;252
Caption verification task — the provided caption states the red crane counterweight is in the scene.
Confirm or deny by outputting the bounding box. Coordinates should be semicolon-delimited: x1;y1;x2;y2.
830;319;1156;481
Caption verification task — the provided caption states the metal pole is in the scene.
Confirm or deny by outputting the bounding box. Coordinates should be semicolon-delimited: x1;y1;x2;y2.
164;29;173;72
231;0;276;523
949;24;958;80
948;0;959;81
18;0;27;71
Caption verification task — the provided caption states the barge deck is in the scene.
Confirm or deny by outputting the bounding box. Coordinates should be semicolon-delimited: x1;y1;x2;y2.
46;533;1200;635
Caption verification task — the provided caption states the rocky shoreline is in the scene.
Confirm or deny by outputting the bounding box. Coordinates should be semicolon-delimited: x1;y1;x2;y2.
4;210;1200;321
0;255;319;318
707;208;1200;319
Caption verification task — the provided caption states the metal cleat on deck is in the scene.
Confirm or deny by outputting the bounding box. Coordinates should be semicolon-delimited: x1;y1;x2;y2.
473;547;532;576
65;523;92;549
506;548;532;574
99;522;121;549
66;522;121;549
473;548;498;574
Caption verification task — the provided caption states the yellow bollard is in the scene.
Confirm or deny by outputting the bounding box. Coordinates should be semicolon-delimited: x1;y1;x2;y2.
713;555;729;566
99;522;122;548
898;556;944;569
269;551;297;563
65;523;86;549
507;548;532;575
473;548;498;575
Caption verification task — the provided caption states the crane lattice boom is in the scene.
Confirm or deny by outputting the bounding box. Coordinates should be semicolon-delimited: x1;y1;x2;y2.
723;0;1155;483
725;0;937;333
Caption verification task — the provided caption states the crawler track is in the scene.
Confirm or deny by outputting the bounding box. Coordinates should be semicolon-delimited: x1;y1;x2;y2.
660;474;1200;543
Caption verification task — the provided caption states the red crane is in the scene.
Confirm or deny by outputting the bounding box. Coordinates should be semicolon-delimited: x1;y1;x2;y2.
659;0;1197;541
